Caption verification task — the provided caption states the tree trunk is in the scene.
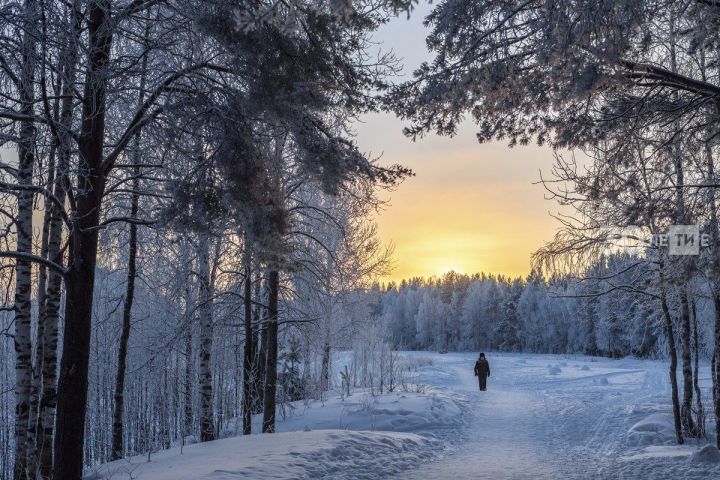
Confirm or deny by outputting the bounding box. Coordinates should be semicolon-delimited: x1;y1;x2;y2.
184;326;194;438
714;293;720;449
713;348;718;442
110;187;139;459
262;270;279;433
198;233;215;442
37;4;81;477
252;270;266;414
13;0;38;477
691;298;705;436
703;134;720;449
242;253;254;435
659;261;684;445
110;18;148;457
53;197;105;479
679;289;697;437
321;342;331;392
27;142;55;478
667;11;692;443
215;339;225;438
54;1;113;477
28;37;64;478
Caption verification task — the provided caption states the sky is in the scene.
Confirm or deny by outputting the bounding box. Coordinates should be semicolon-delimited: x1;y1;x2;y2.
354;3;565;284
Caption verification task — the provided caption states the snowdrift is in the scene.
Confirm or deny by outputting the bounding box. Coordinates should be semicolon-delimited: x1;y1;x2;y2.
247;388;466;436
86;430;433;480
627;413;677;446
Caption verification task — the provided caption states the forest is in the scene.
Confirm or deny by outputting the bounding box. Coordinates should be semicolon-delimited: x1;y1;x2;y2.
379;266;671;359
2;0;720;479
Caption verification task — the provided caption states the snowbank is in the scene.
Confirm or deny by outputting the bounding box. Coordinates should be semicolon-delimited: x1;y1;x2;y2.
621;445;696;462
627;413;677;446
253;388;466;436
88;355;468;480
690;445;720;464
86;430;434;480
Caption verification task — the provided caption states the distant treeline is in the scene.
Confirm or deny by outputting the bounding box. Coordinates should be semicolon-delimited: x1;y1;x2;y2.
372;254;714;360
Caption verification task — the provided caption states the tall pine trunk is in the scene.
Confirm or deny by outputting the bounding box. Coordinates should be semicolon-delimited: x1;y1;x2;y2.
691;299;705;436
262;270;279;433
110;180;139;459
714;294;720;449
53;157;105;479
703;131;720;449
111;20;148;457
242;253;254;435
54;1;113;477
181;240;194;438
198;233;215;442
184;326;194;437
679;289;697;437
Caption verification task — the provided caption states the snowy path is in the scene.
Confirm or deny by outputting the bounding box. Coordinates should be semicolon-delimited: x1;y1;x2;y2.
401;353;720;480
402;355;559;479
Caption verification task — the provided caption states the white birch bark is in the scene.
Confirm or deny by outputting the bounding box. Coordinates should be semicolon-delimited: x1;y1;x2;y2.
13;0;38;476
37;3;82;476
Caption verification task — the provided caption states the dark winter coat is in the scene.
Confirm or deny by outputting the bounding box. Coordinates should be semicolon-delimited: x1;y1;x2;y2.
474;359;490;378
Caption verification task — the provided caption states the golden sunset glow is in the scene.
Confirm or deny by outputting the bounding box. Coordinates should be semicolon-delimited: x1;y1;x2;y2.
356;113;563;284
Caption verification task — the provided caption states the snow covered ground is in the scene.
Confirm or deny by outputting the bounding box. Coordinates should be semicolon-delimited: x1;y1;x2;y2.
87;352;720;479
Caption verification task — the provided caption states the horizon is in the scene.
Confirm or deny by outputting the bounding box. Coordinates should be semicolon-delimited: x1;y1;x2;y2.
373;268;530;289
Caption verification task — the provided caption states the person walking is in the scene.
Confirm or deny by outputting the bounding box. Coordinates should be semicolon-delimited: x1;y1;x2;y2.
474;353;490;391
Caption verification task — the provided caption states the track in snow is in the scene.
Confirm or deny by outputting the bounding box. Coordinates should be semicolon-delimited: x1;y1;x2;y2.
400;352;720;480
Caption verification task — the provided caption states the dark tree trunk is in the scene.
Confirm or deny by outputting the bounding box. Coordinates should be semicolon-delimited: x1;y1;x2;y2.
659;265;684;445
184;327;194;437
242;255;254;435
54;1;113;477
262;270;279;433
110;188;139;460
679;290;697;437
198;233;215;442
110;18;148;457
714;293;720;449
691;298;705;436
704;138;720;449
53;200;104;478
321;342;331;392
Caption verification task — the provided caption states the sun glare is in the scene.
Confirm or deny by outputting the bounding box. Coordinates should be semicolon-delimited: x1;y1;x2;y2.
435;262;466;277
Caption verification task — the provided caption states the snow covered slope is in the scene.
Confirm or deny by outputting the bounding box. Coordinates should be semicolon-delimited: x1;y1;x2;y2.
87;430;434;480
87;352;720;479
